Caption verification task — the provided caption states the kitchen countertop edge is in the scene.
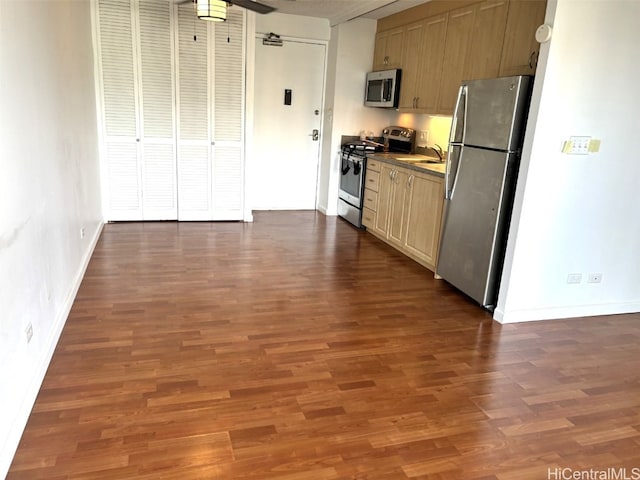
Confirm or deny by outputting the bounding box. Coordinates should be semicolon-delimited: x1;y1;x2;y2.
367;153;446;178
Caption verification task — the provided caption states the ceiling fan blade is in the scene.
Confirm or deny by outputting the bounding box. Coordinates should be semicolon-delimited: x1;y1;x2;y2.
231;0;276;14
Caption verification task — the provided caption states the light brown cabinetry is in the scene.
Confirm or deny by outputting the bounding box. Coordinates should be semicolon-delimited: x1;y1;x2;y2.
387;168;410;247
362;159;381;229
437;4;477;113
373;0;546;114
415;14;448;112
398;21;425;109
373;27;405;71
365;159;445;271
464;0;509;80
499;0;547;76
404;173;445;268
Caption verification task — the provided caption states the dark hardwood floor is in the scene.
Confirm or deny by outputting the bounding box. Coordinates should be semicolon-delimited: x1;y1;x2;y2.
8;211;640;479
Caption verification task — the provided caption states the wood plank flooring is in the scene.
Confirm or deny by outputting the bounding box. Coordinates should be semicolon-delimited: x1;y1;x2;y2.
8;211;640;479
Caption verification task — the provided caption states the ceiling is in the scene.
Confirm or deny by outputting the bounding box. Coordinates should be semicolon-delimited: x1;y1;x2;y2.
254;0;430;26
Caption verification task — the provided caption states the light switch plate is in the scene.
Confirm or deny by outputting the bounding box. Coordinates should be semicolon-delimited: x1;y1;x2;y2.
562;136;591;155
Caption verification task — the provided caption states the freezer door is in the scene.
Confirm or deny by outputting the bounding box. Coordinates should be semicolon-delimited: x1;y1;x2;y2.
436;146;519;308
462;76;532;151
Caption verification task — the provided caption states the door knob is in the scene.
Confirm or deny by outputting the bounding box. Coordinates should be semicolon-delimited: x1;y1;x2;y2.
309;129;319;141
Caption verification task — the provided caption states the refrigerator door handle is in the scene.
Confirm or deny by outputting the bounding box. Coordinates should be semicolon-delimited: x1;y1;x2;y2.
446;85;467;199
448;85;464;147
445;145;462;200
461;84;468;144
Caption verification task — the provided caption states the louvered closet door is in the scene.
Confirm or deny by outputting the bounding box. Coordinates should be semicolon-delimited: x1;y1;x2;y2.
175;4;212;220
97;0;142;220
138;0;177;220
212;7;245;220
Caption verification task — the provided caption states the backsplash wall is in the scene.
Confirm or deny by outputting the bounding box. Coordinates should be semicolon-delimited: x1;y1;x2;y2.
394;113;452;151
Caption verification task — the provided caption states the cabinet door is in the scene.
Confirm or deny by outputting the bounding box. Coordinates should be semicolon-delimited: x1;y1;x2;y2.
415;13;447;112
388;168;409;247
464;0;508;81
138;0;177;220
399;21;424;110
404;173;445;269
373;164;394;237
373;32;388;71
437;5;476;114
97;0;142;220
373;27;405;71
499;0;547;76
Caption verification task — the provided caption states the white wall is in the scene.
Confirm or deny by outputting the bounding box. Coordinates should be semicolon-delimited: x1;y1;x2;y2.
496;0;640;323
0;0;103;475
318;19;394;215
255;11;330;40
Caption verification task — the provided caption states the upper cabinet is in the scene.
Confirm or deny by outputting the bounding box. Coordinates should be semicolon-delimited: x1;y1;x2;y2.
373;0;546;115
373;27;405;71
465;0;509;80
437;4;477;114
499;0;547;76
398;21;425;109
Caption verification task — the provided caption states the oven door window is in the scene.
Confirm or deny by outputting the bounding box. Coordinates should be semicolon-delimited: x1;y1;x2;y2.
340;158;363;200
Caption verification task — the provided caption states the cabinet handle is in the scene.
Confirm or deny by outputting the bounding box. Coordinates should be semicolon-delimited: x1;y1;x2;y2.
415;97;419;108
408;175;414;189
529;51;536;69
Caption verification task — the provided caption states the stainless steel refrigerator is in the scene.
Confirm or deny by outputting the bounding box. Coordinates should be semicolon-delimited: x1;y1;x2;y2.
436;75;533;310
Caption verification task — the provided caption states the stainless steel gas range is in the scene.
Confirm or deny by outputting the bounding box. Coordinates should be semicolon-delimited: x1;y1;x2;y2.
338;126;416;228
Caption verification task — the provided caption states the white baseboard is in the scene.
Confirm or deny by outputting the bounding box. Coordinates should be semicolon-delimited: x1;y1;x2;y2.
494;300;640;324
0;222;104;478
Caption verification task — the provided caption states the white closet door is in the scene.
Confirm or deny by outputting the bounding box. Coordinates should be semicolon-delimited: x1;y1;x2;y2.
138;0;177;220
176;4;212;220
97;0;142;220
212;7;244;220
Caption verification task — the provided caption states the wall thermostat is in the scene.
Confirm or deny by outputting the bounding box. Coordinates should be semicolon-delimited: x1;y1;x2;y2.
535;24;552;43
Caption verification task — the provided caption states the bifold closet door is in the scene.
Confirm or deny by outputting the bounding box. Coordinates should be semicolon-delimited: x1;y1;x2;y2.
137;0;177;220
97;0;177;221
176;4;212;220
176;6;245;220
211;7;245;220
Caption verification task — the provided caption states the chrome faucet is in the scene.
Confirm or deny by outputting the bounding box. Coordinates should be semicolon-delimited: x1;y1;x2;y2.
431;144;444;162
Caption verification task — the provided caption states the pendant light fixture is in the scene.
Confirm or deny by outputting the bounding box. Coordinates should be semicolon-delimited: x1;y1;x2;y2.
196;0;228;22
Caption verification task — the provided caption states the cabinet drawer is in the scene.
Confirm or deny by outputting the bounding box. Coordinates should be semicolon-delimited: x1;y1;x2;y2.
367;159;381;172
365;170;380;192
363;189;378;211
362;207;376;228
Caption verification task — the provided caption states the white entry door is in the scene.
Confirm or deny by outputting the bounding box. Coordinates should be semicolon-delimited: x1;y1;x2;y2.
253;38;325;210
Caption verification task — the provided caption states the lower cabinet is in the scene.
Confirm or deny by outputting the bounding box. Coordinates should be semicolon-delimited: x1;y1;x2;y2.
404;172;445;268
365;160;445;272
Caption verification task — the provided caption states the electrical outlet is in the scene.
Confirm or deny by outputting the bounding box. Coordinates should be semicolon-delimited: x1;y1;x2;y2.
26;323;33;343
561;136;598;155
587;273;602;284
418;130;430;146
567;273;582;284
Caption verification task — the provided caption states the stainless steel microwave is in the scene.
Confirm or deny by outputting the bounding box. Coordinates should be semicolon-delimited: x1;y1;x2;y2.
364;69;401;108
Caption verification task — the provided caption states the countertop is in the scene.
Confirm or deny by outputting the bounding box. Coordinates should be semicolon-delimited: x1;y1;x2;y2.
367;153;446;178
